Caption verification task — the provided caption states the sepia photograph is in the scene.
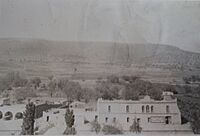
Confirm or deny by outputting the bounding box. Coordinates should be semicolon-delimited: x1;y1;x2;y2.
0;0;200;135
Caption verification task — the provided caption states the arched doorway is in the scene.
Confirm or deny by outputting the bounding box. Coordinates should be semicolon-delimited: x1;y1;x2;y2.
15;112;23;119
4;111;13;120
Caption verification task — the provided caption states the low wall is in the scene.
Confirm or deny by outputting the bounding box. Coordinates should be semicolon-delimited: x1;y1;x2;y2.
35;104;62;119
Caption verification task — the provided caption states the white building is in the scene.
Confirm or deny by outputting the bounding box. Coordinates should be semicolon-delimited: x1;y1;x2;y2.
74;92;192;133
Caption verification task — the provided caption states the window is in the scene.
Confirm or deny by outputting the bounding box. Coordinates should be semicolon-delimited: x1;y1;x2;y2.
151;106;154;113
146;105;149;113
108;105;111;112
105;117;108;123
166;105;170;113
0;111;2;119
95;115;98;121
165;116;171;124
127;117;130;123
148;117;151;123
113;117;116;123
142;105;145;113
126;105;129;113
137;118;141;124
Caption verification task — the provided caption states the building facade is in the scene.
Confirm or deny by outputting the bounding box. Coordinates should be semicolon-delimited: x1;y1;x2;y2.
74;92;192;133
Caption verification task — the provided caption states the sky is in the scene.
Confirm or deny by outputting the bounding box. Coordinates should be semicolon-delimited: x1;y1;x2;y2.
0;0;200;52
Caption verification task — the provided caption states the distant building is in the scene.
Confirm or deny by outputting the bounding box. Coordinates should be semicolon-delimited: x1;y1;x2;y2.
0;98;11;106
74;92;192;133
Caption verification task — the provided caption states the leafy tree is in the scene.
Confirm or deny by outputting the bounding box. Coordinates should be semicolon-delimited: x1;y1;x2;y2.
30;77;41;89
65;107;75;128
48;75;54;81
121;76;140;83
48;79;57;97
122;84;140;100
76;91;82;101
82;88;95;103
6;72;28;87
57;78;69;90
177;98;200;134
0;71;28;92
107;75;119;83
96;82;120;100
62;81;82;100
63;107;76;135
191;109;200;134
148;87;162;100
21;102;35;135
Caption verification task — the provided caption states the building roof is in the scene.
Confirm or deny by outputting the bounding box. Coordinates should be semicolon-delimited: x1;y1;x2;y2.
98;95;177;104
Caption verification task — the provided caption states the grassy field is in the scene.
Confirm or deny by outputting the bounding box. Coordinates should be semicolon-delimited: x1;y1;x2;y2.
0;60;180;82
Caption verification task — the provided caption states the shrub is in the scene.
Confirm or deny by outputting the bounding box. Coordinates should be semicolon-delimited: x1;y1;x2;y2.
63;127;76;135
107;75;119;83
102;125;123;135
65;108;75;128
91;120;101;134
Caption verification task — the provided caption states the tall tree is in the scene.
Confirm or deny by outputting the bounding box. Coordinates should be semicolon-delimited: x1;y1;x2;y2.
31;77;41;89
65;107;74;128
48;76;56;97
21;102;35;135
63;107;76;135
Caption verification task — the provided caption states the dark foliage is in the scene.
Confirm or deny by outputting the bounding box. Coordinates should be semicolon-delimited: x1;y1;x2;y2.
64;107;76;135
21;102;35;135
65;107;75;128
30;77;41;89
177;97;200;134
96;82;120;100
0;71;28;92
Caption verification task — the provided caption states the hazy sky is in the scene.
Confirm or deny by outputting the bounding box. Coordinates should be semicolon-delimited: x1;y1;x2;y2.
0;0;200;52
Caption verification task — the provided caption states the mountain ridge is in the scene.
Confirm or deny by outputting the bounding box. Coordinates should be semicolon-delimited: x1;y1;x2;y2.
0;38;200;69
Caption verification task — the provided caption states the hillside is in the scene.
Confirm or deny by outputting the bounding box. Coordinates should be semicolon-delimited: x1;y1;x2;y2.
0;38;199;80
